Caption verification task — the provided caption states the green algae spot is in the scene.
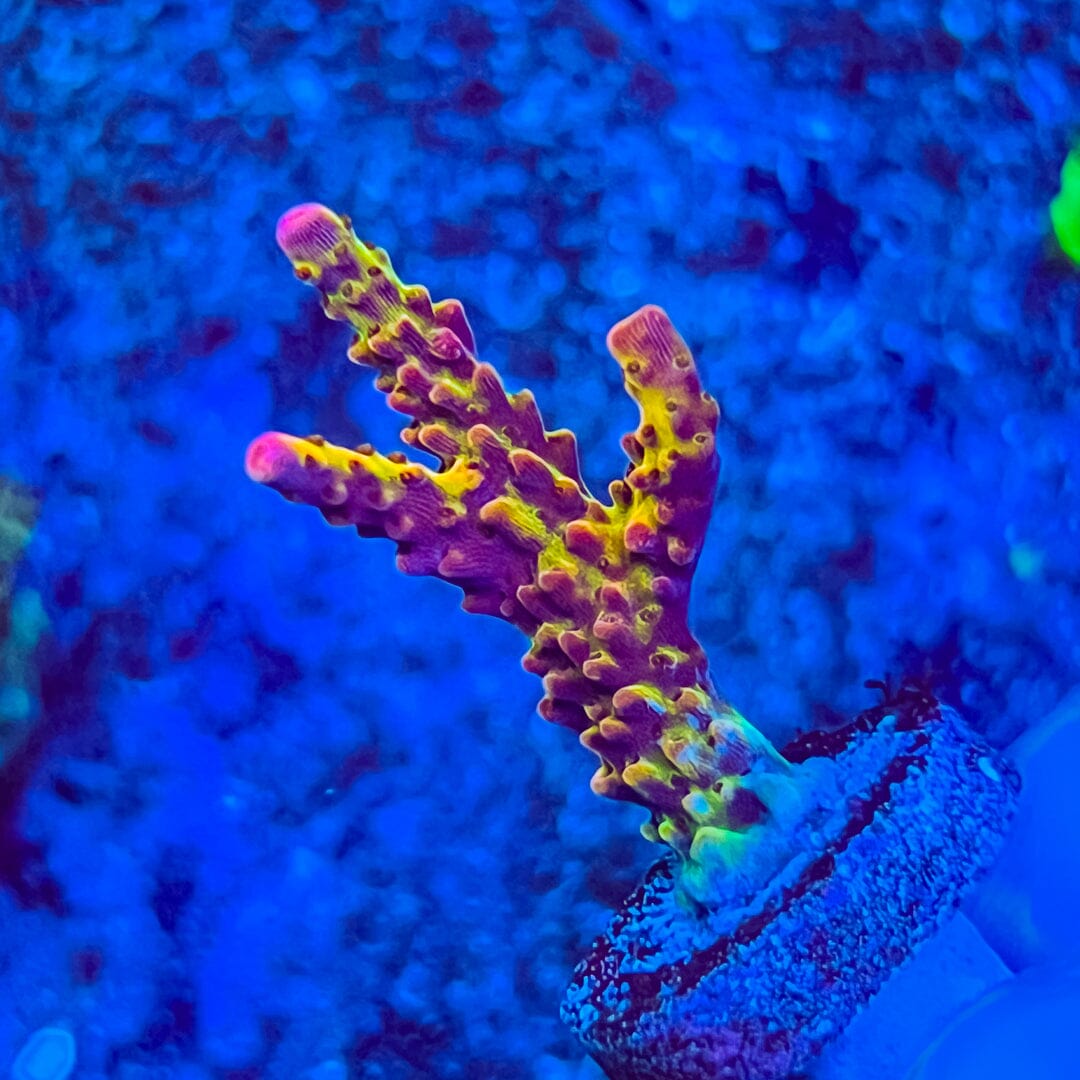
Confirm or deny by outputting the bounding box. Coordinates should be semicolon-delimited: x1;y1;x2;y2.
1051;147;1080;264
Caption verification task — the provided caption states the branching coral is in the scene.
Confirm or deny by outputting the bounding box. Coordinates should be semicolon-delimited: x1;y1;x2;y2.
247;203;789;903
247;204;1020;1080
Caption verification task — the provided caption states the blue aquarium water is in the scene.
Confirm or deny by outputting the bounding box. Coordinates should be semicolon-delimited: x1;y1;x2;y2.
1;2;1079;1078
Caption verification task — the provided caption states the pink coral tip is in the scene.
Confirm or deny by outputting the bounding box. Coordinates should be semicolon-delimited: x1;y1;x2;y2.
607;305;681;367
275;203;349;263
244;432;295;483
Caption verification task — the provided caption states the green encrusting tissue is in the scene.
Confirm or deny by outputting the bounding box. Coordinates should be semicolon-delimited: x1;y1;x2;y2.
0;477;43;767
1050;146;1080;264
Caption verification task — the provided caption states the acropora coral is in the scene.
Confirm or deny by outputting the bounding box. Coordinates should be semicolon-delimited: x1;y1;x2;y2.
247;203;1019;1080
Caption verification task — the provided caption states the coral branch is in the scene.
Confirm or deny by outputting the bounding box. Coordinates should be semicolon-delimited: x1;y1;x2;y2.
247;204;789;891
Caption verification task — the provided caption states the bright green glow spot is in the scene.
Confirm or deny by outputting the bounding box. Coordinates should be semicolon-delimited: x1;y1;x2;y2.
1051;148;1080;264
1009;542;1045;582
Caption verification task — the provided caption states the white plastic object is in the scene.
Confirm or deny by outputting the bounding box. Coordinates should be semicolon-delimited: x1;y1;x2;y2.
10;1027;76;1080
